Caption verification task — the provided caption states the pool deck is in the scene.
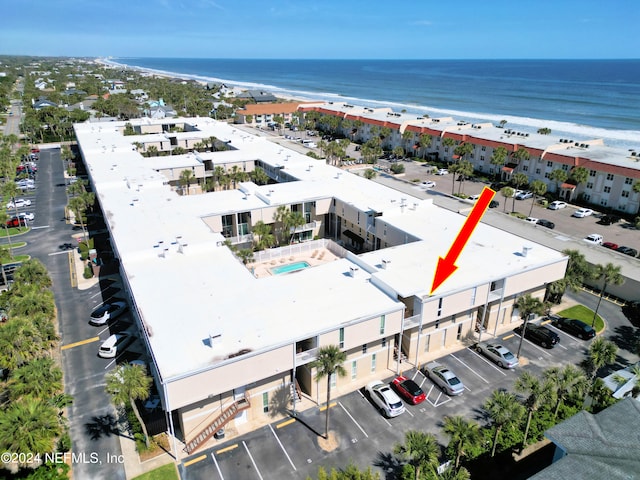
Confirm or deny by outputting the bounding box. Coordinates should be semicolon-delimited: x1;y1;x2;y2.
248;246;340;278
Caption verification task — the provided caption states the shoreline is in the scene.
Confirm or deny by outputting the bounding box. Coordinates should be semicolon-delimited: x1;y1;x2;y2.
95;57;640;147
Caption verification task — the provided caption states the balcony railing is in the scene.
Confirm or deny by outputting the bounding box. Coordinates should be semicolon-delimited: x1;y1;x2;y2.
296;347;318;365
227;233;254;245
403;314;421;329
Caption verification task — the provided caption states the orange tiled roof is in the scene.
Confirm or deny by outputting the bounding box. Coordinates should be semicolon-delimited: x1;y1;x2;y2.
237;102;316;116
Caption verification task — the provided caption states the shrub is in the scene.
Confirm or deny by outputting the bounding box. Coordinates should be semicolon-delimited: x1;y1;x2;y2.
390;163;405;174
83;266;93;279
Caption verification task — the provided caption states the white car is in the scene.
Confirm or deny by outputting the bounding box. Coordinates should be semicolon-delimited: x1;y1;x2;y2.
583;233;603;245
468;194;481;201
98;333;133;359
475;343;519;369
515;191;533;200
573;208;593;218
525;217;539;224
423;361;465;396
548;201;567;210
436;169;449;175
365;380;405;417
18;212;35;221
6;198;32;209
421;180;436;188
89;301;128;326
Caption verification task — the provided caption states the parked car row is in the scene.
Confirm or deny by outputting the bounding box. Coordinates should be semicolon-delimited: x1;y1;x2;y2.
583;234;638;257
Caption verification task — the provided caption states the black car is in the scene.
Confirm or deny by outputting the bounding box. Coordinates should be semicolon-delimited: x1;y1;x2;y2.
514;323;559;348
598;214;619;226
536;219;555;229
616;246;638;258
489;200;499;209
550;315;596;339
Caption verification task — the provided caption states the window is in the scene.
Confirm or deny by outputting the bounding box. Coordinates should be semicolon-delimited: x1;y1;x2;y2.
330;372;337;388
535;168;541;175
583;194;591;202
606;173;614;181
362;344;368;354
379;315;386;335
435;319;440;329
457;324;463;340
625;177;633;185
424;335;430;352
351;360;357;379
544;172;550;179
441;329;447;346
371;353;377;372
600;199;608;207
481;146;486;151
622;190;630;198
546;161;553;167
437;298;443;317
382;337;387;347
561;164;569;171
522;165;529;172
339;328;344;349
586;182;593;189
589;170;596;177
604;186;611;193
470;287;477;305
262;392;269;413
480;155;485;161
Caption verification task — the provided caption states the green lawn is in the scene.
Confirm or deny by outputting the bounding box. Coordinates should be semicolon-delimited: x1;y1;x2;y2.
132;463;179;480
0;227;30;238
557;305;604;332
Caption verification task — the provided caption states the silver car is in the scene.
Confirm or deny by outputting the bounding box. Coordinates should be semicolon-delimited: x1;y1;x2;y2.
423;361;465;396
475;343;519;369
365;380;405;417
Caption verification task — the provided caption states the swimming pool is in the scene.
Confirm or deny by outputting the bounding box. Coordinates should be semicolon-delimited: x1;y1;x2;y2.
270;261;310;275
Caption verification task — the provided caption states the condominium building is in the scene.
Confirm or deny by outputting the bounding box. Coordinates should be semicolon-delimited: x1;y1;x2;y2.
299;103;640;214
74;117;567;455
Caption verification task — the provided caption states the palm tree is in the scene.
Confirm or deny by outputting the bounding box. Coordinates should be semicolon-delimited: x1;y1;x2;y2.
549;169;568;198
442;415;481;470
568;166;589;192
0;398;62;455
546;249;590;303
0;318;40;370
633;181;640;214
106;363;153;447
393;430;439;480
489;146;508;179
250;167;270;186
483;389;525;457
179;169;195;195
252;221;275;251
8;357;62;401
587;337;618;382
364;168;377;180
544;365;589;418
591;263;624;327
529;179;547;216
311;345;346;439
514;294;545;358
12;258;52;288
288;211;306;244
456;160;474;195
273;205;290;246
500;186;514;212
511;172;529;212
442;137;456;162
449;162;463;195
419;133;432;160
514;371;555;448
68;191;95;244
511;148;530;170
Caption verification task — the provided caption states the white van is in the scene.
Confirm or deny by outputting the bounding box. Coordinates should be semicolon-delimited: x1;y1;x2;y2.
302;140;317;148
98;334;132;358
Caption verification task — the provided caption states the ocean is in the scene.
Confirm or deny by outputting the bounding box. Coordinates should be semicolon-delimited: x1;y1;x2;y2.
111;58;640;146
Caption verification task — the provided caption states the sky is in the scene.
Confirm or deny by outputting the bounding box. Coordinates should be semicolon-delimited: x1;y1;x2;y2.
1;0;638;59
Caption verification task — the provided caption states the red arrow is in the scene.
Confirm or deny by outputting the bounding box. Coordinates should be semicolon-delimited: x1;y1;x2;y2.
430;186;496;294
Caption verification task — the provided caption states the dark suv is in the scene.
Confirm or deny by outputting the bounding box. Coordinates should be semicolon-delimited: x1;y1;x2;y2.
514;323;559;348
549;315;595;340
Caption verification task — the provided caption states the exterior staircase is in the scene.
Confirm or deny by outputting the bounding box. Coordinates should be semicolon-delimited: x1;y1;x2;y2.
290;380;302;404
184;396;250;454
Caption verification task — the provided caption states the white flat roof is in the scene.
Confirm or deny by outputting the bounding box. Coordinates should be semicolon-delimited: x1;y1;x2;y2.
75;117;565;380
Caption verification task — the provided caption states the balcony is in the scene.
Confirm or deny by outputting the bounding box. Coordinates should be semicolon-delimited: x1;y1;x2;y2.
227;233;253;245
296;347;318;365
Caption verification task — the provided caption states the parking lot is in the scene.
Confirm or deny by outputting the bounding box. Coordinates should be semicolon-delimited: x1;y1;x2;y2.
180;309;612;480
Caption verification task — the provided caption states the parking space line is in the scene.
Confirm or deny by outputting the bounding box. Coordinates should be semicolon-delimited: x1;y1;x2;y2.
319;402;336;412
502;334;515;341
276;418;296;429
381;415;391;427
61;337;100;350
183;454;207;467
450;353;489;384
467;347;507;376
338;401;368;438
243;440;264;480
210;452;224;480
268;424;297;471
216;444;238;454
513;334;554;357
